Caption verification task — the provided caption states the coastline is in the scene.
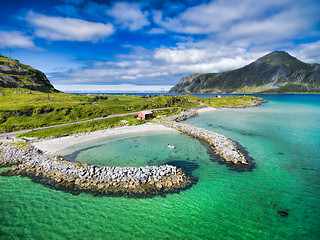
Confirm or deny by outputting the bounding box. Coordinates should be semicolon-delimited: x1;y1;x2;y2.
0;123;197;197
0;101;263;197
32;123;174;154
197;107;217;113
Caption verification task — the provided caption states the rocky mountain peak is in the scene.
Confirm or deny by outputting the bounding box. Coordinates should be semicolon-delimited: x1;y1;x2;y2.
169;51;320;94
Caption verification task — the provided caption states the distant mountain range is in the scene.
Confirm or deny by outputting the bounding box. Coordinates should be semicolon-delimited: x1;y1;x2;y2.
0;55;57;92
169;51;320;94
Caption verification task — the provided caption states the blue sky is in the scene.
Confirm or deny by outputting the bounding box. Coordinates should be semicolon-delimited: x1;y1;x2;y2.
1;0;320;92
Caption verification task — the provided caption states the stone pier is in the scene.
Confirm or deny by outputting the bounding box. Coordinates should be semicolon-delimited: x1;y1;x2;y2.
0;143;196;197
159;121;248;165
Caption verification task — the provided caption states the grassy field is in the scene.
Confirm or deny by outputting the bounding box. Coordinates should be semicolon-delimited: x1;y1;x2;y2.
198;95;264;107
17;115;147;139
0;87;263;138
0;88;197;132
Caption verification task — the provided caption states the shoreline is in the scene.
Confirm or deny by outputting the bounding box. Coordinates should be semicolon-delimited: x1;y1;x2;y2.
0;101;263;197
197;107;217;113
32;123;174;154
28;105;255;164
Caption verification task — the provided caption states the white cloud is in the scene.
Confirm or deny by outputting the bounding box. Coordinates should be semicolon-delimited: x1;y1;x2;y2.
50;59;170;85
0;31;36;49
48;37;320;89
26;12;114;42
154;48;207;64
154;0;260;34
49;55;180;88
147;28;166;35
218;6;318;46
153;0;320;47
49;41;269;88
290;41;320;63
154;41;267;73
33;0;319;89
107;2;150;31
54;84;173;93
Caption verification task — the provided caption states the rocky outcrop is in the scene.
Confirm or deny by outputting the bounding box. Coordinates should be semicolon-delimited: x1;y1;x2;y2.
0;143;196;197
0;143;41;166
0;55;57;92
162;110;198;122
159;121;248;165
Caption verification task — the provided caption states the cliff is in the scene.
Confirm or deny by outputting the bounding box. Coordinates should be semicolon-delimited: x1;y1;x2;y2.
0;55;57;92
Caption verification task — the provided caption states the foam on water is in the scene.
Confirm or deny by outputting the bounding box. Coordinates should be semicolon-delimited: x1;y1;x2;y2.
1;95;320;239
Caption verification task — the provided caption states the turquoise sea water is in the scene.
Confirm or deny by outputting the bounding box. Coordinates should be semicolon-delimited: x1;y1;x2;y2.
1;95;320;239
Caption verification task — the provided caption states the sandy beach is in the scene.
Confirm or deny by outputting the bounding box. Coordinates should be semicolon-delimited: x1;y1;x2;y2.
32;123;174;154
197;107;217;113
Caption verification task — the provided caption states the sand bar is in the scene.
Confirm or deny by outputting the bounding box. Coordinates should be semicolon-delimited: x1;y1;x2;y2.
32;123;174;154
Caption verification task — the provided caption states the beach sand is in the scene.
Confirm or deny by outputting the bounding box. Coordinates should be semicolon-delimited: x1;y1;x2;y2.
32;123;174;154
197;107;217;113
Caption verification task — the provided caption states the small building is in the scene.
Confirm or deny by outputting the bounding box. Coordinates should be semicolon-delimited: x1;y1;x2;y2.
120;120;129;125
137;111;153;120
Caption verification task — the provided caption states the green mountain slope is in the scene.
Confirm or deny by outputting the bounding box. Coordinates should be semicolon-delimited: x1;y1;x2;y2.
169;51;320;93
0;55;57;92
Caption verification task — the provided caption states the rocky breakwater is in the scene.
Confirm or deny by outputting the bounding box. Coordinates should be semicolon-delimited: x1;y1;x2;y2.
0;143;195;197
159;121;248;165
0;142;42;166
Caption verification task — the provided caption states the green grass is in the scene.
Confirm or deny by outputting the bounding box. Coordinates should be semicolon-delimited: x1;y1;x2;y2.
0;88;198;132
1;87;263;136
199;96;264;107
17;115;144;138
16;108;187;139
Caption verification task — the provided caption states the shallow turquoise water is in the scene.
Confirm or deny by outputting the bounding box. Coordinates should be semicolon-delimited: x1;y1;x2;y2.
1;95;320;239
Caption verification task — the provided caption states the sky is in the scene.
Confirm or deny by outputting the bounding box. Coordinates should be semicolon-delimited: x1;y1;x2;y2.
1;0;320;92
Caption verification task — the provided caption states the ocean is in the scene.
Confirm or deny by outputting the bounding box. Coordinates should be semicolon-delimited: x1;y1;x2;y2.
1;94;320;239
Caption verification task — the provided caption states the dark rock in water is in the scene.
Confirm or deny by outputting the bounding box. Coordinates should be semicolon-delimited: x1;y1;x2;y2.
277;210;289;217
166;161;199;174
64;144;103;161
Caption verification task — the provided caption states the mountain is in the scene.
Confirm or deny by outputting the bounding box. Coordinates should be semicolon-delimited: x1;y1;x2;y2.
0;55;57;92
169;51;320;94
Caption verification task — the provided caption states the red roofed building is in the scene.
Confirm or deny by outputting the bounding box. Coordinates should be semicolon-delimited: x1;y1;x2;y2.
137;111;153;120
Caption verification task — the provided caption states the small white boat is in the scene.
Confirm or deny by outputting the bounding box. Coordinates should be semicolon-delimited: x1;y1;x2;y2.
167;144;175;149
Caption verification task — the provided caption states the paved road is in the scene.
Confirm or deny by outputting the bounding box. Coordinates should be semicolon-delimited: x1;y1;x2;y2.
0;107;179;141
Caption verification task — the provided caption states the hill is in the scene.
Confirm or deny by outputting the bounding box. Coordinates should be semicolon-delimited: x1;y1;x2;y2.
169;51;320;94
0;55;57;92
